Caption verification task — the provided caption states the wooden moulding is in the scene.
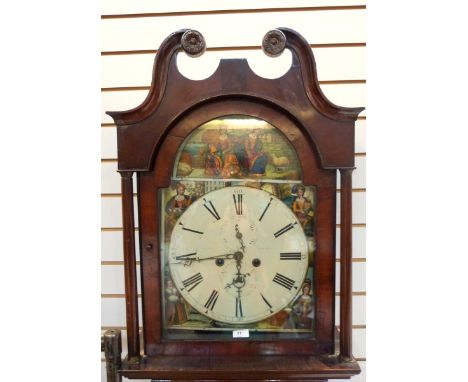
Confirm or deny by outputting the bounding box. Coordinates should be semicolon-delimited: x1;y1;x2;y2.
107;28;364;171
107;28;364;380
121;354;360;380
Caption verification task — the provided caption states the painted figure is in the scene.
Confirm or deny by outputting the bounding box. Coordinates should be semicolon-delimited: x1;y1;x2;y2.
221;153;241;178
280;184;296;209
172;183;192;214
217;128;231;155
290;282;314;329
166;183;192;220
205;143;222;176
217;128;242;178
165;279;188;325
243;129;267;175
292;186;313;229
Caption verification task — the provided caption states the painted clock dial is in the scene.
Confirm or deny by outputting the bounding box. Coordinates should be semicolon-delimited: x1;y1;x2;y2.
169;186;309;324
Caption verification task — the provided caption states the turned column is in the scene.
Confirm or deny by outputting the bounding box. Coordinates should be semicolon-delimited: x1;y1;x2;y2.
119;171;140;361
339;168;354;361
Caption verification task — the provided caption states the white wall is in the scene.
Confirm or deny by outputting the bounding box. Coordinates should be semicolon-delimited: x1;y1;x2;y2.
101;1;366;380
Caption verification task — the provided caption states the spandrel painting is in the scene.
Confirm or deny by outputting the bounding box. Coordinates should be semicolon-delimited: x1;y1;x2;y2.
174;116;302;181
160;116;316;341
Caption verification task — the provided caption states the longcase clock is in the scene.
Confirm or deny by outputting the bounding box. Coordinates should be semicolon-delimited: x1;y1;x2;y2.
102;28;364;381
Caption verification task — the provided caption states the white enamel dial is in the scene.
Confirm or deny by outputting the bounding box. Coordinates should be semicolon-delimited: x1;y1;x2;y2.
168;186;308;324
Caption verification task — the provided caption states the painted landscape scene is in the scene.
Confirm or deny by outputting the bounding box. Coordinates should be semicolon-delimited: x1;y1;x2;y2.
174;116;302;182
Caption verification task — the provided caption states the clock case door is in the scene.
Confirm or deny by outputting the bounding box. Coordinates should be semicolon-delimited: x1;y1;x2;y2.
107;28;363;376
144;102;334;355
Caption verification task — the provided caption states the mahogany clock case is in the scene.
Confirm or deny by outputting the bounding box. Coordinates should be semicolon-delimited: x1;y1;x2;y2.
106;27;363;380
141;100;336;355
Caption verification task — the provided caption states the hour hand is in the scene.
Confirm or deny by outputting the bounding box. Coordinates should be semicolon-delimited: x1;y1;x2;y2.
234;224;246;252
174;253;198;262
171;252;198;265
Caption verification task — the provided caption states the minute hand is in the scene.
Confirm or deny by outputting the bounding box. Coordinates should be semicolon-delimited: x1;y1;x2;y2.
172;253;235;264
197;253;236;261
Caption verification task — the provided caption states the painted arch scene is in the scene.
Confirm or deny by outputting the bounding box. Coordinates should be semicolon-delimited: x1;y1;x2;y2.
174;116;302;182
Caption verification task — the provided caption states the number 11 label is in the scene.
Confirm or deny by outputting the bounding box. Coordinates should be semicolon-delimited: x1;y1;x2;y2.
232;329;249;338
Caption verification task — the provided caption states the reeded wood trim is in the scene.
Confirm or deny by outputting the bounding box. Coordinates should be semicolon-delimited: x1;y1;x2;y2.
120;171;140;361
339;168;354;361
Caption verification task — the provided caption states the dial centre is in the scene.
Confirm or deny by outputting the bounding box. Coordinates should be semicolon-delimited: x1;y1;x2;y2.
233;251;244;261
